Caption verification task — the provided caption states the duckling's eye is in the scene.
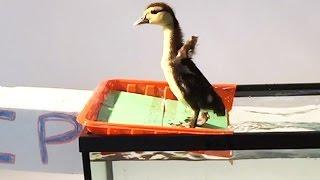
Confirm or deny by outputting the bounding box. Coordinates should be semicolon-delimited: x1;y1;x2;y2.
151;10;158;14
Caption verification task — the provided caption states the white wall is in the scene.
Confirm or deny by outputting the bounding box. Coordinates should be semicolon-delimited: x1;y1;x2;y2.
0;87;92;173
1;0;319;90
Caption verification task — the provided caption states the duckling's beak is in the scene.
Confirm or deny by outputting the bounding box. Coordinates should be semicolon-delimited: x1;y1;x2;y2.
134;15;149;26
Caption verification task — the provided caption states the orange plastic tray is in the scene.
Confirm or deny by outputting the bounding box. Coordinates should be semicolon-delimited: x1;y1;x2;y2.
77;79;236;136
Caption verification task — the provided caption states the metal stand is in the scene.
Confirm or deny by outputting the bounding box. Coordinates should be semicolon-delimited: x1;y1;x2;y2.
79;82;320;180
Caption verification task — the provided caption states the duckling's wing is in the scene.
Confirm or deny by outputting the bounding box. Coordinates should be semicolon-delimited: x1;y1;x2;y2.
177;36;198;59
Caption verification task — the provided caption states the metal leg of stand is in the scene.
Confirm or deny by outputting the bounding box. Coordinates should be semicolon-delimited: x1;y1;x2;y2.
82;152;92;180
106;160;114;180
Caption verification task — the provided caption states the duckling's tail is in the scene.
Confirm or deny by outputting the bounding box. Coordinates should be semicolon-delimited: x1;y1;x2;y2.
211;93;226;116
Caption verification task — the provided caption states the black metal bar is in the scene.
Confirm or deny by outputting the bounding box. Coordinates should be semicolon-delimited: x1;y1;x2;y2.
82;152;92;180
79;131;320;152
235;83;320;97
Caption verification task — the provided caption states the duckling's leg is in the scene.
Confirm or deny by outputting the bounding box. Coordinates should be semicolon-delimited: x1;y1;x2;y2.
188;109;200;128
197;111;210;126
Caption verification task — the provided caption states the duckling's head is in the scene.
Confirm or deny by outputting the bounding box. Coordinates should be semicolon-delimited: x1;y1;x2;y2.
134;2;178;28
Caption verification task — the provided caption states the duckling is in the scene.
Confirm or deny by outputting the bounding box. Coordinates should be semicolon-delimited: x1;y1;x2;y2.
134;2;226;128
176;36;210;126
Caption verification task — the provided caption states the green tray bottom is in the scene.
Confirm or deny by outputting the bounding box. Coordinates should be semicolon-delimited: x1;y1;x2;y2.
98;91;228;129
